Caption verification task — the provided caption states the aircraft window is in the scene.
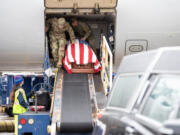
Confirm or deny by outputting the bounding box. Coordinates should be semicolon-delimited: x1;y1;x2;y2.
142;76;180;123
109;75;142;108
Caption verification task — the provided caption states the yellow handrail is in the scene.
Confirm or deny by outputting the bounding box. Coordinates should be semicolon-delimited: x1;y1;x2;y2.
101;36;113;95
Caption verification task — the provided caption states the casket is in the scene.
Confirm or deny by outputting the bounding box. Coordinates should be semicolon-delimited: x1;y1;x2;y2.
63;40;101;74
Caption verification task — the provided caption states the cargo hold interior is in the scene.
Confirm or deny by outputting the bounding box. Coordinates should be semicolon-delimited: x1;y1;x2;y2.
45;12;116;60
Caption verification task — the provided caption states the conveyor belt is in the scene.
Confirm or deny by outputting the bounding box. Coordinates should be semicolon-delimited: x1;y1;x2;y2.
56;72;93;133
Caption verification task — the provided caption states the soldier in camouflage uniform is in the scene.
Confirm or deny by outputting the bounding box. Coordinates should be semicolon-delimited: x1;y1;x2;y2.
46;17;75;67
70;18;96;54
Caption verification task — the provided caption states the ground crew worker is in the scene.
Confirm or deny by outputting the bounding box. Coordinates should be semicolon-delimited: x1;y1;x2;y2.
10;75;28;134
46;17;75;67
10;75;28;114
70;18;96;54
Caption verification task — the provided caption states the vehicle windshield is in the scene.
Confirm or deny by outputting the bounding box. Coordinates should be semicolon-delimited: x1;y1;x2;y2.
142;76;180;123
108;75;142;109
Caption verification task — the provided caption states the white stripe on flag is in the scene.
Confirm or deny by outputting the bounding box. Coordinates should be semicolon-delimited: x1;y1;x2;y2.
94;63;101;69
75;40;80;64
68;44;74;62
84;44;89;64
92;51;96;63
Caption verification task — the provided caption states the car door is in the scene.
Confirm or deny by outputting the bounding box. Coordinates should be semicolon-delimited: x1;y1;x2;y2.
134;75;180;135
100;74;144;135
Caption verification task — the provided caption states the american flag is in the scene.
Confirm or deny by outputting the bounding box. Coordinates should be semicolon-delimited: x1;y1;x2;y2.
63;40;101;74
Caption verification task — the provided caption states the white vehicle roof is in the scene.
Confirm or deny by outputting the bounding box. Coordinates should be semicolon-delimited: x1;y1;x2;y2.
118;47;180;74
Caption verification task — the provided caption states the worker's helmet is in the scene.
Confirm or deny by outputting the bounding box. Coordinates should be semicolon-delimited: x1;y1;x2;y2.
14;75;24;85
58;18;66;27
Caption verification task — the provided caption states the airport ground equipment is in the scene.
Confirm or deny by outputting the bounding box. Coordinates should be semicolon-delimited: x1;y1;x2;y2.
11;67;101;135
17;112;50;135
50;69;99;135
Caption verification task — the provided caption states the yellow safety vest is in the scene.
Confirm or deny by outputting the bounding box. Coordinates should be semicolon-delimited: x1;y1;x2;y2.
13;88;27;114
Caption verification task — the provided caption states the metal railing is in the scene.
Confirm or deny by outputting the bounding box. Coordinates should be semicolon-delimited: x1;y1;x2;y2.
100;36;113;95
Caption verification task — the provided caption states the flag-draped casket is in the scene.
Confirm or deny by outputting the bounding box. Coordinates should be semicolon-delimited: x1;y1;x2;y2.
63;40;101;74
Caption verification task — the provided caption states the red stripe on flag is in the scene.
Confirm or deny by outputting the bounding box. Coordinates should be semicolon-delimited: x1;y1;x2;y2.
94;66;102;73
79;43;84;64
71;43;75;63
88;46;92;63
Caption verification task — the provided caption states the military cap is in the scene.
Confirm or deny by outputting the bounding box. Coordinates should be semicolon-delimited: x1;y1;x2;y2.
58;18;66;26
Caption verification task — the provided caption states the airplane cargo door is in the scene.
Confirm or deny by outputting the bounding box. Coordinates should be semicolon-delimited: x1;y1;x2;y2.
45;0;117;9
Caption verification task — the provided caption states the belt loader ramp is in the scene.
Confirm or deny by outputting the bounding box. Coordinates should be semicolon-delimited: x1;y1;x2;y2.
50;69;97;134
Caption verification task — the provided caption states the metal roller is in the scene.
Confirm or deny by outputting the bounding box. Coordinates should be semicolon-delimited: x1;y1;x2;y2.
0;120;14;132
0;114;9;120
0;111;14;132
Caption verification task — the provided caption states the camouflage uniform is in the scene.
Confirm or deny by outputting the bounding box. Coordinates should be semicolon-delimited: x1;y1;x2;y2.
72;21;96;54
46;18;75;67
